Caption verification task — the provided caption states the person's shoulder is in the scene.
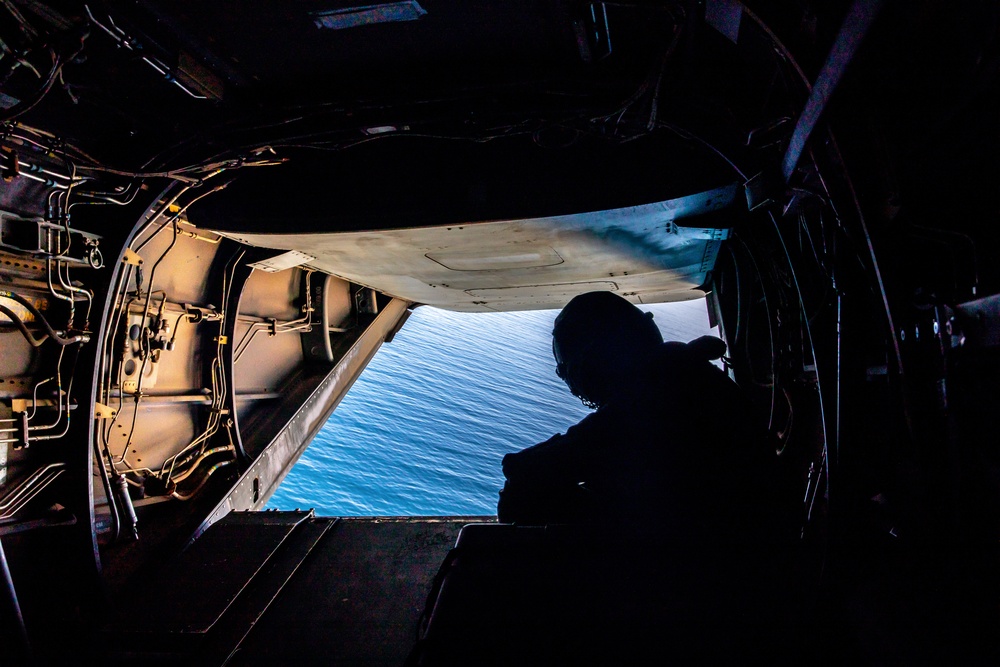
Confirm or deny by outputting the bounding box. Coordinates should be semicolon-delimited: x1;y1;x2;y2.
500;423;576;475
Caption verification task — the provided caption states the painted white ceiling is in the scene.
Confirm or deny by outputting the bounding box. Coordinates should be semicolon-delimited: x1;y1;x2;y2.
216;184;737;312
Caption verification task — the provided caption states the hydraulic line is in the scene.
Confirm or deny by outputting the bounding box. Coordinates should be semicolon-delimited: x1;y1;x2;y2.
57;260;93;323
119;212;187;461
98;271;133;449
170;445;235;484
4;124;103;168
768;208;833;513
84;5;206;101
162;249;246;479
233;271;316;362
94;435;120;543
171;460;234;501
26;377;54;421
657;115;833;531
0;304;47;347
31;346;81;441
14;158;84;184
22;348;66;435
232;319;314;363
132;182;229;253
71;183;142;208
0;289;89;345
0;464;66;518
46;259;75;326
95;187;238;504
3;168;69;189
113;474;137;541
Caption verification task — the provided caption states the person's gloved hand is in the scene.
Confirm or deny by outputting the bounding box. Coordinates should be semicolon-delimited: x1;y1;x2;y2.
687;335;727;361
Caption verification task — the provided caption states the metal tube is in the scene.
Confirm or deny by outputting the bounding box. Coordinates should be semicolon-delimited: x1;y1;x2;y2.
27;348;65;433
0;464;65;514
57;261;93;324
171;445;235;484
29;344;81;442
84;4;206;100
113;474;138;541
93;434;120;543
25;376;55;421
46;258;75;327
0;168;68;188
171;460;234;501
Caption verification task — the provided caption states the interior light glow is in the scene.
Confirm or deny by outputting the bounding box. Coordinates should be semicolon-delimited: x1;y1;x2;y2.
311;2;427;31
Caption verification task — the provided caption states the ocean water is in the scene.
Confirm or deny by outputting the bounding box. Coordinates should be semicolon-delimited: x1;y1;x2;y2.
266;298;715;516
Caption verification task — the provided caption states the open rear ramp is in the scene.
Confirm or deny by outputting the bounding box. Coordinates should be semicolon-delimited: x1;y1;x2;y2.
100;512;476;666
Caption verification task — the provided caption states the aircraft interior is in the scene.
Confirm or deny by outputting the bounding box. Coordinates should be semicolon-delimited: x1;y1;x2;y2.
0;1;997;664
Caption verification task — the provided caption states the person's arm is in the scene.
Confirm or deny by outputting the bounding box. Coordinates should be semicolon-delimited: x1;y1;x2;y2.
497;415;607;524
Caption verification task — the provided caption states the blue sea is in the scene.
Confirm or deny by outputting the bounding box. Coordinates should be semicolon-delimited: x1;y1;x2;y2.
266;298;715;516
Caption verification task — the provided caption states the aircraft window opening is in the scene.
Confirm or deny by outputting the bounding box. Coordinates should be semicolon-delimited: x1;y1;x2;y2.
266;299;718;517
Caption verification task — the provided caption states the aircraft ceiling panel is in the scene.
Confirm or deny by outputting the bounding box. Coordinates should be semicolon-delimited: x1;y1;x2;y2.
214;185;735;312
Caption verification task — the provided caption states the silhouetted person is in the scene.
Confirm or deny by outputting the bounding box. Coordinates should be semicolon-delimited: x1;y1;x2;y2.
408;292;799;666
498;291;789;543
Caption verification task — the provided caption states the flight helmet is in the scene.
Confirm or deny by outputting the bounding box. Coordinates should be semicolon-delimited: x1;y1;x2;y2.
552;291;663;407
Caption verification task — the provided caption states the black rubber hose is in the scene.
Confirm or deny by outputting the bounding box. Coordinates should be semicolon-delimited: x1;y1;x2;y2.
0;290;87;345
0;304;47;347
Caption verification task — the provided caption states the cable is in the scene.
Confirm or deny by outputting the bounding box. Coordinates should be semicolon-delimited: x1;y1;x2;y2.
4;124;275;188
0;24;88;122
592;22;681;126
3;125;103;168
811;139;904;379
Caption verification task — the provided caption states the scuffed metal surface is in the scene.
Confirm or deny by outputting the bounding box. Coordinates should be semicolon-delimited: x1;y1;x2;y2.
214;185;738;312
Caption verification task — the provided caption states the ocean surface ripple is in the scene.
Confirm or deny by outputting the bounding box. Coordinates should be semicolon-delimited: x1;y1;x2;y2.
266;299;714;516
